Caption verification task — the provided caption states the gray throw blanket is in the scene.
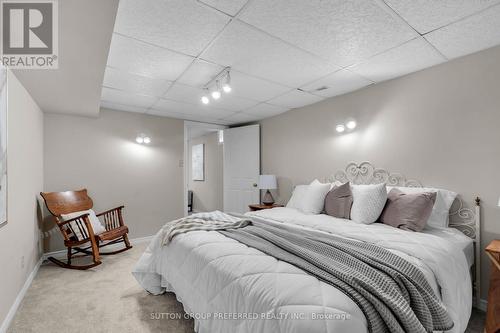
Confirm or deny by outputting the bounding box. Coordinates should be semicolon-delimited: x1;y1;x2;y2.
161;211;250;245
220;222;453;333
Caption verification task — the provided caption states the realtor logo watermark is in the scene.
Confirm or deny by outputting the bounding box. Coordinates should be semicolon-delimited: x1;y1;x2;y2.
0;0;58;69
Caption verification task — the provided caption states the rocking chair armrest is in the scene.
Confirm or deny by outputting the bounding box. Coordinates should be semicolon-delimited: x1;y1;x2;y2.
59;213;97;241
96;205;124;217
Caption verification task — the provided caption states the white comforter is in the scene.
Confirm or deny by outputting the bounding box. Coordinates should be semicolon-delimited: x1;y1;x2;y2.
133;208;472;333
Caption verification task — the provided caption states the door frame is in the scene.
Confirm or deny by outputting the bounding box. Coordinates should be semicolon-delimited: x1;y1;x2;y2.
183;121;227;216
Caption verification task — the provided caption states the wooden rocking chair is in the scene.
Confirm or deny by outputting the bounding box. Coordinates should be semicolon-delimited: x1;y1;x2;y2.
40;189;132;270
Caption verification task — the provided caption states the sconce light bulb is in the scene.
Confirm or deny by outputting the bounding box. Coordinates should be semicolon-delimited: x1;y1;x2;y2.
346;120;357;130
336;124;345;133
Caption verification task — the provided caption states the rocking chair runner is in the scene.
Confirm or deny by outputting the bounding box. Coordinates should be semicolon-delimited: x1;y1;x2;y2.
40;189;132;270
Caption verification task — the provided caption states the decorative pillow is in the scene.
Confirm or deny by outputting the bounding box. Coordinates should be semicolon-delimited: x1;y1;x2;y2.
300;182;331;214
286;185;309;210
61;209;106;240
386;186;457;228
310;179;336;190
324;182;353;219
381;189;437;232
350;183;388;224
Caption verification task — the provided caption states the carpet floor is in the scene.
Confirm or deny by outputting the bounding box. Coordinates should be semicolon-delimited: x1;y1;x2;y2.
8;242;485;333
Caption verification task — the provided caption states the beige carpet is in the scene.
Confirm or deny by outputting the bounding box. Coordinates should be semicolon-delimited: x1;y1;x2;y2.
8;242;485;333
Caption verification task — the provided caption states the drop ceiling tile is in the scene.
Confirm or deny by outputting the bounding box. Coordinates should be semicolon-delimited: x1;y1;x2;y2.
100;101;148;114
385;0;500;34
239;0;416;67
163;83;205;104
220;112;260;124
176;60;224;88
210;94;259;111
228;71;291;101
199;0;248;16
267;90;324;109
152;98;234;119
114;0;230;56
107;34;194;80
349;38;445;83
425;5;500;59
101;87;158;108
201;20;340;87
242;103;289;118
300;69;372;98
147;108;224;124
103;67;171;97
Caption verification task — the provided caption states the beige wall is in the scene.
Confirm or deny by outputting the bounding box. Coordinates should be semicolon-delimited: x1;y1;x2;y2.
43;109;184;252
260;45;500;300
188;132;223;212
0;71;44;328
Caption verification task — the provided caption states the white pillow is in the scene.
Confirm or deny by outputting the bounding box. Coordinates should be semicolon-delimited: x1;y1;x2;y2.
350;183;388;224
61;209;106;240
286;185;309;210
311;179;341;190
300;182;331;214
387;186;457;228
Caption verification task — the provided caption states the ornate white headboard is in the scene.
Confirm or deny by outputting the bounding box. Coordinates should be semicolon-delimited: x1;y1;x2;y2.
325;161;481;301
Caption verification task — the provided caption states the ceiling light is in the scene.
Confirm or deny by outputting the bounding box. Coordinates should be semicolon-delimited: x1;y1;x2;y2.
201;96;210;104
211;90;221;100
336;124;345;133
222;72;231;93
346;120;357;130
143;137;151;144
136;136;144;144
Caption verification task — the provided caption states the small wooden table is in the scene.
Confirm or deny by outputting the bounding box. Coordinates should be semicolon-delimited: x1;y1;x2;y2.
248;204;283;211
485;240;500;333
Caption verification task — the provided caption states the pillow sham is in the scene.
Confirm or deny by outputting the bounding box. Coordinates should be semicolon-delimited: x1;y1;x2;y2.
350;183;387;224
324;182;353;219
61;209;106;240
301;182;331;214
286;185;309;210
381;189;437;232
386;186;457;229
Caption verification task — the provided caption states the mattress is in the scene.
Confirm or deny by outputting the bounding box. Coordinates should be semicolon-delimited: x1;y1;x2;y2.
133;208;472;333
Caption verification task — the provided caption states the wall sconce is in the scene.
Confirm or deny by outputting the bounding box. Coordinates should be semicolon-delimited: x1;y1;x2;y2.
336;119;357;133
136;134;151;144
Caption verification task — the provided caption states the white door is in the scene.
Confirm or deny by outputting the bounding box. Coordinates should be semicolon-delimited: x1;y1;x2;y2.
223;124;260;213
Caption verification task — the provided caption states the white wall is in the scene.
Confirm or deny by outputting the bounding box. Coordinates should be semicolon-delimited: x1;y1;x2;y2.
43;109;184;252
188;132;223;212
0;71;44;329
260;45;500;299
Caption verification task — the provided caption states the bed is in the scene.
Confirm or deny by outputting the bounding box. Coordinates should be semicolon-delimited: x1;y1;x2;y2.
133;162;480;333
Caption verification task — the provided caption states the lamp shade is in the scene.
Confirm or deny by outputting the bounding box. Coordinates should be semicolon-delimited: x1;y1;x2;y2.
259;175;277;190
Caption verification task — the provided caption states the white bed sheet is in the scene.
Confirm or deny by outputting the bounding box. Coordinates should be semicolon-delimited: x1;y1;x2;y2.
133;208;472;333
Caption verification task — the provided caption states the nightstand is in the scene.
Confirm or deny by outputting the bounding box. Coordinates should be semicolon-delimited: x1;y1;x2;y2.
248;204;283;211
485;240;500;333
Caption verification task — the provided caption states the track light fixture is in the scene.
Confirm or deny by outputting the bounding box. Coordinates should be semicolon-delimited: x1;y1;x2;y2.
201;88;210;104
201;67;231;105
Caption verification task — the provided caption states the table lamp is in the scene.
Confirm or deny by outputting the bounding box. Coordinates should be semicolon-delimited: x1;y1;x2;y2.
259;175;277;206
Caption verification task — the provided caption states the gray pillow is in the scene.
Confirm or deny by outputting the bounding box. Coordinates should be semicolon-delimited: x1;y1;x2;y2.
381;188;437;232
324;182;353;219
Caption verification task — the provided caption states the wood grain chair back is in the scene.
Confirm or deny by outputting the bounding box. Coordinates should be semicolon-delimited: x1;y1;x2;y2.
40;189;93;217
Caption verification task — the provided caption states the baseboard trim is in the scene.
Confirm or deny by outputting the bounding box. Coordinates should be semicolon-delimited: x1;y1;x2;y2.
0;235;154;333
0;256;43;333
42;235;155;260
